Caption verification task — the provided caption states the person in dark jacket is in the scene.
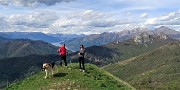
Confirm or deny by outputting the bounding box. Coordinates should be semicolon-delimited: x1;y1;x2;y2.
57;44;67;66
78;45;86;72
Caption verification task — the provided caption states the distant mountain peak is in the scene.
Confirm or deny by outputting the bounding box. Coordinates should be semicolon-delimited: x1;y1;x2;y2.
158;26;170;29
155;26;180;33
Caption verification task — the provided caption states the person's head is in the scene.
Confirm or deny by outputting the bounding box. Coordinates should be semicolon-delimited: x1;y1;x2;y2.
62;44;65;47
80;45;84;49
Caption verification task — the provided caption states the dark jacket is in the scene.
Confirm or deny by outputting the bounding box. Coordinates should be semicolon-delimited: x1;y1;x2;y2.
78;48;85;58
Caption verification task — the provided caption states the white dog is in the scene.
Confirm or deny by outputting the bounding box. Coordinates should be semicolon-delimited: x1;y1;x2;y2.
42;62;55;78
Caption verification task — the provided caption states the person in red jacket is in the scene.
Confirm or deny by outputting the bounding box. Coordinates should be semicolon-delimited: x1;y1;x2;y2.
57;44;67;66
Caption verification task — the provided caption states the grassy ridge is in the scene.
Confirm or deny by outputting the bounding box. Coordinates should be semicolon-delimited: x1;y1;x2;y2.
7;64;135;90
103;42;180;90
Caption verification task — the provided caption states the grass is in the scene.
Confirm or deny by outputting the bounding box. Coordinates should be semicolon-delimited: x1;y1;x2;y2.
6;63;135;90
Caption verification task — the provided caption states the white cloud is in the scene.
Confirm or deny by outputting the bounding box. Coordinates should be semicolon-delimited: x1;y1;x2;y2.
140;13;148;18
159;12;176;21
0;10;60;32
145;18;157;25
0;15;9;30
48;10;137;34
0;9;131;34
7;11;58;28
145;10;180;25
144;10;180;31
0;0;75;7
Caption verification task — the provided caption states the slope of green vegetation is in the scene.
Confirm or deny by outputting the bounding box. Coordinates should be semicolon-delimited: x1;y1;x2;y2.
0;39;58;59
7;64;135;90
103;42;180;90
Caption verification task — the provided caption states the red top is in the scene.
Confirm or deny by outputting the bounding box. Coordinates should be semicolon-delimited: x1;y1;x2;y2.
58;46;66;56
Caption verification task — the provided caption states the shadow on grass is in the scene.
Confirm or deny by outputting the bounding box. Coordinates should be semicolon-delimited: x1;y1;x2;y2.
53;73;68;77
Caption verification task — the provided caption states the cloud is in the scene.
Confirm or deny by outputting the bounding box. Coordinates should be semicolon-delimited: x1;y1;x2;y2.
48;10;136;34
7;11;58;28
0;0;75;7
0;15;9;30
140;13;148;18
0;0;180;34
144;10;180;31
145;10;180;26
3;7;178;34
0;9;132;34
0;10;60;32
159;12;179;21
145;18;157;25
50;10;108;28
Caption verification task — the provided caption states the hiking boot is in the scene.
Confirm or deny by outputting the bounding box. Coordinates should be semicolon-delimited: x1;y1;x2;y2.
82;70;85;72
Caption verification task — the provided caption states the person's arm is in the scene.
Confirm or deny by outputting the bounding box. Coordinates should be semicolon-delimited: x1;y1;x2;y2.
65;47;68;55
78;51;80;56
59;47;62;52
57;48;60;53
84;49;86;58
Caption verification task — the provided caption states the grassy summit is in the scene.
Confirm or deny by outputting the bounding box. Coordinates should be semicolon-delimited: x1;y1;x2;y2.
7;64;135;90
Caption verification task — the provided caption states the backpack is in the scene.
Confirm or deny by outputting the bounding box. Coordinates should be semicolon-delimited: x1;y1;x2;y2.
59;46;66;56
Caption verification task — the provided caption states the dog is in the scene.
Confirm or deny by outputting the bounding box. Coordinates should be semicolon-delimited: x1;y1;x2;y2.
42;62;55;79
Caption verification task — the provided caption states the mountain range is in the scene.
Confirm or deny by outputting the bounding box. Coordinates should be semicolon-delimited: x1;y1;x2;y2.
0;26;179;52
0;32;85;44
63;26;180;51
0;26;180;89
63;27;148;51
70;34;178;66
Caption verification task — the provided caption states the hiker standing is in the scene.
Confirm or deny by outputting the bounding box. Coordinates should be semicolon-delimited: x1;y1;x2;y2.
78;45;86;72
57;44;67;66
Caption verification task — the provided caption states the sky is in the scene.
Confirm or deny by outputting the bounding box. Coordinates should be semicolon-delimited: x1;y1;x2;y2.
0;0;180;34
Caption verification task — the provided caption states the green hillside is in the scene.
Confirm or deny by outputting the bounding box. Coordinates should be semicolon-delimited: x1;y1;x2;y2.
0;39;58;59
70;37;177;66
6;64;135;90
103;42;180;90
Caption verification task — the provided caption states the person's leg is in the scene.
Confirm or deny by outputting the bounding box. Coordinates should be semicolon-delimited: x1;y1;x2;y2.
64;55;67;66
82;57;85;72
60;56;63;66
79;57;82;69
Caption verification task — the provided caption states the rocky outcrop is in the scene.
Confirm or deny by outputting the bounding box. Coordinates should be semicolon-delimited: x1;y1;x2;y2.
134;32;150;44
159;33;169;40
134;32;169;44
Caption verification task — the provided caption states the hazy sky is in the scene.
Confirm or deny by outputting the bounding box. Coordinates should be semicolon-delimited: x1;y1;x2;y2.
0;0;180;34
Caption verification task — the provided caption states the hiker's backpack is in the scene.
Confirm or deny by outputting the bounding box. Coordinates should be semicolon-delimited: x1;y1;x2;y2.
59;46;66;56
